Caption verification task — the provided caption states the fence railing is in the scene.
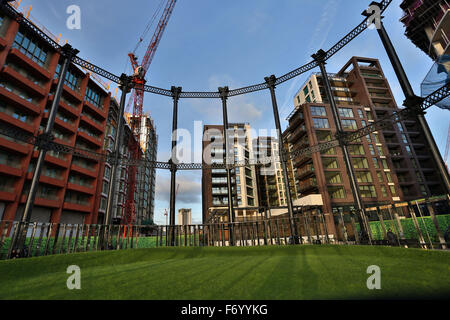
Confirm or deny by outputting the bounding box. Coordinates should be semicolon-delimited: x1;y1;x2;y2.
1;196;449;260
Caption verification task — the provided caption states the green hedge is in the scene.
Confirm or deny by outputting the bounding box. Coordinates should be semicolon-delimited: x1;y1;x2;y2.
0;234;203;259
355;214;450;241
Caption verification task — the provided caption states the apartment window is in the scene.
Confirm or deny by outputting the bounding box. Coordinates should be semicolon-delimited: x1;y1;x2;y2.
366;134;372;143
303;86;309;95
377;172;384;182
381;159;389;169
296;96;300;104
0;100;34;124
360;185;377;198
309;81;313;89
348;144;365;155
328;186;346;199
372;157;379;169
85;86;103;108
377;146;384;156
325;172;342;184
380;186;388;197
416;172;423;183
386;172;393;183
339;108;354;118
357;109;364;119
305;95;311;103
316;131;332;142
366;111;374;121
368;145;376;155
321;147;336;155
341;119;357;130
389;185;397;196
361;120;367;127
374;133;381;144
100;197;107;211
405;146;413;156
37;185;59;200
310;106;327;116
12;31;48;68
0;80;35;104
356;171;373;183
102;181;109;194
420;185;427;196
322;158;338;169
353;158;369;169
55;64;80;92
313;118;330;129
401;134;408;144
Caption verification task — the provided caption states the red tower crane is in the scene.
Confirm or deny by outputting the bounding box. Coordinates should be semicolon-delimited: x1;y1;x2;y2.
122;0;177;225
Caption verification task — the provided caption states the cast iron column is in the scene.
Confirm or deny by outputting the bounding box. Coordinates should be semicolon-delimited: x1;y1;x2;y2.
219;86;235;246
104;74;134;226
169;86;182;246
365;3;450;194
264;75;298;242
8;44;78;258
312;50;370;240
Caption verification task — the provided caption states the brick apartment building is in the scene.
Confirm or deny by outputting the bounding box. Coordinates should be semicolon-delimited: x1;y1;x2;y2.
0;9;157;225
255;136;298;209
285;57;447;224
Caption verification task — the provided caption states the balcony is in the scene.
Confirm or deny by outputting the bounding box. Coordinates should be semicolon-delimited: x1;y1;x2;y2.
25;171;66;188
63;201;91;213
52;78;83;103
48;94;80;118
83;100;106;120
0;111;35;134
289;125;307;144
429;9;450;56
8;48;52;80
67;182;95;195
0;85;40;115
71;161;98;178
0;135;29;154
77;129;102;148
80;113;104;132
1;66;46;98
299;178;317;192
297;163;315;179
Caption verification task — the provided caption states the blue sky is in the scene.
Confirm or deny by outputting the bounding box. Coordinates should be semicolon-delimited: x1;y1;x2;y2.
17;0;449;224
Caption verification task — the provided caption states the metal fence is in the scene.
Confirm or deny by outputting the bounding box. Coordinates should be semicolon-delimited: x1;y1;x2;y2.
1;196;449;260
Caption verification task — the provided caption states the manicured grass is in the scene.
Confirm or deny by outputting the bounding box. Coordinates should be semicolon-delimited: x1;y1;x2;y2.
0;245;449;300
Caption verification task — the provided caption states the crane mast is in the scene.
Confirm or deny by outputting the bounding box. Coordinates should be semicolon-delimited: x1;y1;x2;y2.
122;0;177;225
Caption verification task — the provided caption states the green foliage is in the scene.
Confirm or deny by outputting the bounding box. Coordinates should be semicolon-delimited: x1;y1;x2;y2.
355;214;450;241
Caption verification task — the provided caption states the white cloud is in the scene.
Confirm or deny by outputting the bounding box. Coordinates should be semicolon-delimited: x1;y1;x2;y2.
155;174;202;204
189;74;264;123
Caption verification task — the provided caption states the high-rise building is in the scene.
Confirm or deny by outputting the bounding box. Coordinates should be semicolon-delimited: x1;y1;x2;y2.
286;57;447;223
0;11;114;224
255;136;298;209
400;0;449;60
0;8;158;225
178;208;192;226
128;113;158;225
202;123;259;223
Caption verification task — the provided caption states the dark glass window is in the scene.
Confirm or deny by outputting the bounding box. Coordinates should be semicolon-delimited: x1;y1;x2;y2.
12;31;48;67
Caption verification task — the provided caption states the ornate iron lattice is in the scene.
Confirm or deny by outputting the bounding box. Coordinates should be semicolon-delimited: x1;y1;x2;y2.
0;1;393;99
3;0;444;172
0;81;448;170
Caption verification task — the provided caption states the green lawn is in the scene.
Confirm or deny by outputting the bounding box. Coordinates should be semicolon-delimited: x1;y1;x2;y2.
0;245;449;300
